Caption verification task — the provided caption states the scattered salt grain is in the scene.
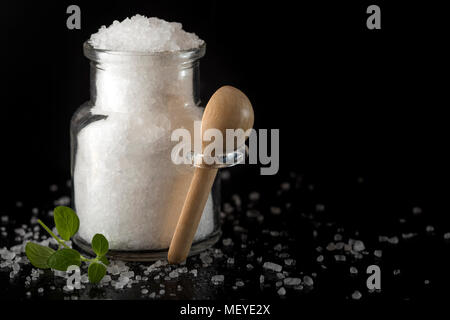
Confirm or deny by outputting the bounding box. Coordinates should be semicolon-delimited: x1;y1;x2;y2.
388;236;399;244
280;182;290;191
334;255;346;262
54;196;70;206
169;270;179;278
246;210;259;218
270;207;281;215
353;240;365;252
231;194;242;208
211;275;224;284
284;277;301;286
220;170;231;180
352;290;362;300
222;238;233;246
315;204;325;212
334;234;343;241
263;262;282;272
277;287;286;296
303;276;314;286
236;281;245;287
402;233;416;240
249;192;260;201
374;250;382;258
284;259;295;266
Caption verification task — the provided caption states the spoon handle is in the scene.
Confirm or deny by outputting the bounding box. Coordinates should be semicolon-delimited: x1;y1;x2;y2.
168;167;218;264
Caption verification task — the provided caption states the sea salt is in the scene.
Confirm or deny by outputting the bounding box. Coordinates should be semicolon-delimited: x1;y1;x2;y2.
388;236;399;244
248;192;260;201
236;280;245;287
74;15;214;250
259;275;265;284
277;287;286;296
263;262;282;272
374;250;383;258
90;15;203;52
211;275;224;284
270;206;281;215
284;277;301;286
303;276;314;286
169;270;179;278
352;290;362;300
353;240;365;252
284;259;295;266
222;238;233;246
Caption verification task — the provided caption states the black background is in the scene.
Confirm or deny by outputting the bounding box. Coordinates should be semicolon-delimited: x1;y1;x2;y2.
1;1;448;205
0;0;449;305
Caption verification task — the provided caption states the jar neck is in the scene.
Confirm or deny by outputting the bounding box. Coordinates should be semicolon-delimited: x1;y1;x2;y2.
85;43;205;114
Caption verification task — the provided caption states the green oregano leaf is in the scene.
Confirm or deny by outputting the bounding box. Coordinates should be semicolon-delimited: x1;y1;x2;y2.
91;233;109;256
30;206;111;284
98;255;110;266
25;242;55;269
53;206;80;241
88;262;107;283
47;248;81;271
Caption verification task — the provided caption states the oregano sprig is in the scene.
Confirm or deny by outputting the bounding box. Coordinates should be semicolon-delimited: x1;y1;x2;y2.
25;206;110;284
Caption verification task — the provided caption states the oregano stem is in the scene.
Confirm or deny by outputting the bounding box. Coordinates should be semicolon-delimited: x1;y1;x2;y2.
37;219;71;249
37;219;92;261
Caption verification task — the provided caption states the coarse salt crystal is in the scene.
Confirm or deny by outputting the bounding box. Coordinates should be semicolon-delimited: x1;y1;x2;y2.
263;262;282;272
89;15;204;52
284;278;301;286
211;275;224;284
277;287;286;296
352;290;362;300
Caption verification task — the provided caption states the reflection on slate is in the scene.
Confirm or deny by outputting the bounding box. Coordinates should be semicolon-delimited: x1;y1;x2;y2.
1;168;449;301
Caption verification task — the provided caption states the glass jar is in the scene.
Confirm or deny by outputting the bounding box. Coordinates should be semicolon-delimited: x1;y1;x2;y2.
71;42;221;261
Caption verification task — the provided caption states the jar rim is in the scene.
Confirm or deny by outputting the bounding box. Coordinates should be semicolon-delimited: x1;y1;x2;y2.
83;41;206;63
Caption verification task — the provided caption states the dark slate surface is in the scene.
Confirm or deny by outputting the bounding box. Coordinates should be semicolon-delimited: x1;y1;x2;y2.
1;168;449;301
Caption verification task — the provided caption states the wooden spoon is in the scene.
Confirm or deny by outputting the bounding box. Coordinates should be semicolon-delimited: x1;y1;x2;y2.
168;86;254;264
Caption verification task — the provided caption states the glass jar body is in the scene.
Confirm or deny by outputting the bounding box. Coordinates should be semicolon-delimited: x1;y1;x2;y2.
71;43;220;261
